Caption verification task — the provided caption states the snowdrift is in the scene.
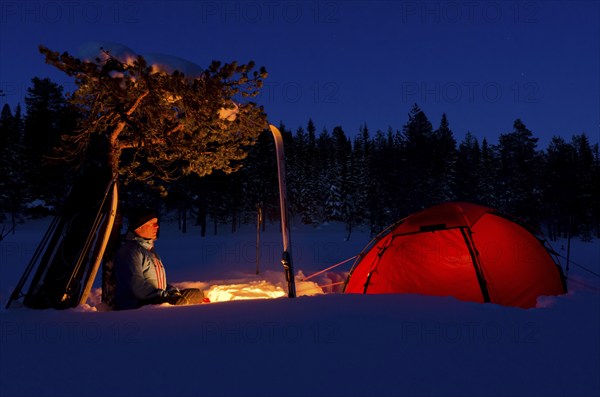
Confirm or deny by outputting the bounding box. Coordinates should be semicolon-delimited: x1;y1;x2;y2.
1;219;598;397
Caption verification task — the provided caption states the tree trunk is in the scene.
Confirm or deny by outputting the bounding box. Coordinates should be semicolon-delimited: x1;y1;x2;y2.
198;205;207;237
102;211;122;307
108;143;121;179
102;134;122;307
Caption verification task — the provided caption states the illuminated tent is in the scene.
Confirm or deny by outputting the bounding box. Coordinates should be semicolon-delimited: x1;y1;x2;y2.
344;202;566;308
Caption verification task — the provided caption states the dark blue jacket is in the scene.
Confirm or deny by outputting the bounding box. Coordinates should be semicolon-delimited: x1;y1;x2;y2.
114;232;170;310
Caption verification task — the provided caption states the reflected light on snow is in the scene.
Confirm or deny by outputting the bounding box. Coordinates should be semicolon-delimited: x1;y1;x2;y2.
206;280;286;302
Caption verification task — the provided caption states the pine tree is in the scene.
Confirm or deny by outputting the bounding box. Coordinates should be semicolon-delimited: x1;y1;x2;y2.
477;137;499;208
0;104;15;151
240;128;278;227
303;119;321;224
543;135;577;239
571;134;595;239
316;128;335;222
591;143;600;238
23;77;75;208
495;119;542;223
330;126;356;238
0;104;27;229
205;171;233;235
286;126;303;218
369;129;396;234
455;132;481;202
304;127;331;223
350;124;372;230
39;46;268;194
401;104;436;212
431;113;457;203
288;125;314;223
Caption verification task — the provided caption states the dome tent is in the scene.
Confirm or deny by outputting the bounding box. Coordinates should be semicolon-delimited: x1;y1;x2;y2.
344;202;567;308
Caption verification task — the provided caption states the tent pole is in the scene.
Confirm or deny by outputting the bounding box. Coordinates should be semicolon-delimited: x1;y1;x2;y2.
256;203;262;275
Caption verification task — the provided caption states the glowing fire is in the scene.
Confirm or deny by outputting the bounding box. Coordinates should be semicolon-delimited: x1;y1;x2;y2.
175;274;325;303
206;280;286;302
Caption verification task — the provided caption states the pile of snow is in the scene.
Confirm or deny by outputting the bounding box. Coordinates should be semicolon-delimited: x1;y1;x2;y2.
77;41;137;65
144;52;204;78
76;41;239;121
217;102;239;121
77;41;203;79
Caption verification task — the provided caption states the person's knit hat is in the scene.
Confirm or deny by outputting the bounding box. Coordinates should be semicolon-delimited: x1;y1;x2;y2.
128;208;158;231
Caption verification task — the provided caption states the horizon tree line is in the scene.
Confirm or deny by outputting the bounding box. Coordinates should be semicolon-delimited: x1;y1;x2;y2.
0;79;598;241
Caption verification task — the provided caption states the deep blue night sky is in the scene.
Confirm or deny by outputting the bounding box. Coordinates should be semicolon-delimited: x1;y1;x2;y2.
1;0;598;146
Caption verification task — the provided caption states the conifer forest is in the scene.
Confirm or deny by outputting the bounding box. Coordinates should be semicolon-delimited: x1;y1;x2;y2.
1;78;598;241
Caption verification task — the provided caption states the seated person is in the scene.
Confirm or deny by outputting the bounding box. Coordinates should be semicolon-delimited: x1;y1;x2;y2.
113;209;204;310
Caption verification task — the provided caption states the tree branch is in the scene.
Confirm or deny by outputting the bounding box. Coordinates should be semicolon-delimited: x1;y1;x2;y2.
109;90;149;146
126;90;149;117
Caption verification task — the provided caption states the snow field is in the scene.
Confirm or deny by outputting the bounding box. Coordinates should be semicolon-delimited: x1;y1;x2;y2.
0;218;598;397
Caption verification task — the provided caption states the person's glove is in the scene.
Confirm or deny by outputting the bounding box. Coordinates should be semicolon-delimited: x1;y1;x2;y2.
165;287;182;305
166;285;180;295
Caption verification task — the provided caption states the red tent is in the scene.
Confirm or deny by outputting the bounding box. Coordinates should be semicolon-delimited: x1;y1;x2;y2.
344;202;566;308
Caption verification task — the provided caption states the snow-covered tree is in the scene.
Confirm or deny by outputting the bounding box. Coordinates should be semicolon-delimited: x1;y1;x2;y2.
368;128;397;233
287;126;313;223
40;45;268;194
302;119;322;224
350;124;372;230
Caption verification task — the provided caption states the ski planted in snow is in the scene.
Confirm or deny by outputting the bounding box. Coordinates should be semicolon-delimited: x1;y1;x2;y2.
269;124;296;298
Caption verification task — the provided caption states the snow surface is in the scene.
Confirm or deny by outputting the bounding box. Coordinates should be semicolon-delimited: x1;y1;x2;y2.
1;218;599;397
77;41;205;79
